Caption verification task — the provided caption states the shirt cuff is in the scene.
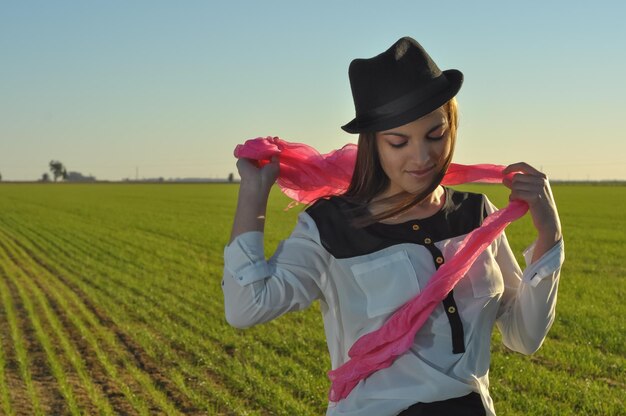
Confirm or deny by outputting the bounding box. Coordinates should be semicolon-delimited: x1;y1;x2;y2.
522;238;565;287
224;231;271;287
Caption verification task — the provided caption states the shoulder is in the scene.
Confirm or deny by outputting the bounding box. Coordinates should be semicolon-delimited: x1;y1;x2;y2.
305;196;383;258
304;195;344;218
443;187;489;228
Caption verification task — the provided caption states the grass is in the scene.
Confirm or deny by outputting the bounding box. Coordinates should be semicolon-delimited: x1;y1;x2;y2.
0;182;623;415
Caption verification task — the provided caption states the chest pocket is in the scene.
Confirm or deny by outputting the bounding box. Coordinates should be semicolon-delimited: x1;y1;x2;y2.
466;247;505;298
350;250;420;318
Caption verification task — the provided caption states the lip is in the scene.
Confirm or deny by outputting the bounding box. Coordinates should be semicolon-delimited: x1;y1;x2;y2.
406;165;435;178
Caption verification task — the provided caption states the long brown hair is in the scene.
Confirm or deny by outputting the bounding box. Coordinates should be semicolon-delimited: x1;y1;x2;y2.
342;98;459;227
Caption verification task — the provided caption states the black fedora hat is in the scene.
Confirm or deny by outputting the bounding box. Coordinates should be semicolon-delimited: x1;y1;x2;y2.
342;37;463;134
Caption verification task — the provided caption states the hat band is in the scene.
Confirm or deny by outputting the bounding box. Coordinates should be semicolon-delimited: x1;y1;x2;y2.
356;75;450;127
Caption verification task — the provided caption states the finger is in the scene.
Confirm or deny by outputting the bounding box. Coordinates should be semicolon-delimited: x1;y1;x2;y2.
237;158;261;170
510;184;545;199
509;186;551;205
511;187;545;200
248;158;262;168
235;158;248;170
264;156;280;170
502;162;545;177
503;173;543;189
510;173;548;187
514;180;544;191
238;157;256;165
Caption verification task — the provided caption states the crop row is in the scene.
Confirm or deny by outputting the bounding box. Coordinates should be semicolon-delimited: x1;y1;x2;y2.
0;201;327;414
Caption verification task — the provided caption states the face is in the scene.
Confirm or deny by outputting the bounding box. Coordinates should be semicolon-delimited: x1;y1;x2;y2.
375;106;451;197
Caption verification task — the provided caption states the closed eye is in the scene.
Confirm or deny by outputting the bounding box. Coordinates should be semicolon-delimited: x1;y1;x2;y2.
389;141;408;148
426;132;446;141
426;125;447;141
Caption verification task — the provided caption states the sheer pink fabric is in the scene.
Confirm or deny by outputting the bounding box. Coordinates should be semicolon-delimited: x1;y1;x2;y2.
234;136;357;205
234;137;510;202
234;136;529;402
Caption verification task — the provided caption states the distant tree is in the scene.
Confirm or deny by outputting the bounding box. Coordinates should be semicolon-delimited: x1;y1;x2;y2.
0;172;2;182
49;160;67;182
228;172;234;183
42;173;50;182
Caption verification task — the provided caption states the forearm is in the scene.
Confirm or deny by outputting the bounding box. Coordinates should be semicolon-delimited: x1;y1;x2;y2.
229;181;271;245
531;227;563;263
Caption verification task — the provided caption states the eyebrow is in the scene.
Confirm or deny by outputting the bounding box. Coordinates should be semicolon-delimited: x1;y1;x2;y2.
381;123;445;139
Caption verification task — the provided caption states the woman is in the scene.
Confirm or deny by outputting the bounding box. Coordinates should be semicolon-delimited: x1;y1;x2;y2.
222;37;564;416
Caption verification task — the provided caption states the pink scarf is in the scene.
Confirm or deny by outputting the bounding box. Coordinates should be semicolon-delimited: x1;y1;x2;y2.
234;136;528;402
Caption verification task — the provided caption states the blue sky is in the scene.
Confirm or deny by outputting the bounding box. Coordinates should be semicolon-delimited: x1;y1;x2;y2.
1;0;625;181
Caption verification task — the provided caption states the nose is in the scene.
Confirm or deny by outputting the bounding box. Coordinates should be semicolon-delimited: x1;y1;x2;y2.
407;138;431;167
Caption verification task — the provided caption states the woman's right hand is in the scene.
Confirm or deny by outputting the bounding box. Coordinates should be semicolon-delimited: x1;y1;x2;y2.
236;155;280;194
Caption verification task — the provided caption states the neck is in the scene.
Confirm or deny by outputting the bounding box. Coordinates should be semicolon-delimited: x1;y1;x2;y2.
370;186;446;222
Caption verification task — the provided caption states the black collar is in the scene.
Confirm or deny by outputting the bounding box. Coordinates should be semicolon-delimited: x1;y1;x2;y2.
305;187;487;259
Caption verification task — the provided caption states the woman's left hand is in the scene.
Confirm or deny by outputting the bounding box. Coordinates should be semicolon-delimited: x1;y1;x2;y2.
502;162;563;260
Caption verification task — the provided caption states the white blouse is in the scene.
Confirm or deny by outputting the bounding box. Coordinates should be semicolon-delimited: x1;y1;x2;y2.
222;189;564;416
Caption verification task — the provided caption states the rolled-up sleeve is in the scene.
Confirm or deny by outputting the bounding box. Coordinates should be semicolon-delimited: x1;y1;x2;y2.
222;212;330;329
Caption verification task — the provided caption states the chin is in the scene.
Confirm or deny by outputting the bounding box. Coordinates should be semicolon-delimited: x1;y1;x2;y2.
405;176;435;191
401;183;429;196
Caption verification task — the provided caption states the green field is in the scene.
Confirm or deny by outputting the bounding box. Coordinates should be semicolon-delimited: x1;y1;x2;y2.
0;183;624;415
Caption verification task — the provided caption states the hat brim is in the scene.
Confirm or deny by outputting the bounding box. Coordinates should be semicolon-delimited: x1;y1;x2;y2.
341;69;463;134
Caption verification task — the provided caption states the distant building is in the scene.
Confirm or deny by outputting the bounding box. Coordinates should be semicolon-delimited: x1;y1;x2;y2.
66;171;97;182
